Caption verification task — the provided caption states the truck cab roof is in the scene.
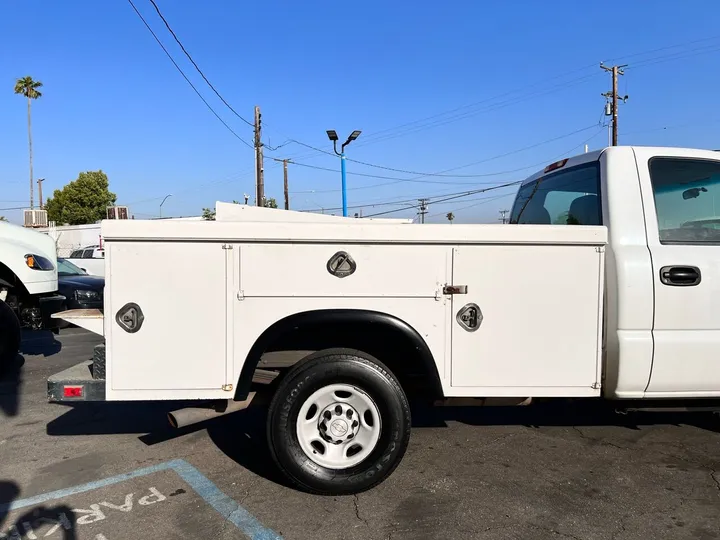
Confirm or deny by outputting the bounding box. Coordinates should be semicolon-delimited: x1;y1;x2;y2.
520;146;720;187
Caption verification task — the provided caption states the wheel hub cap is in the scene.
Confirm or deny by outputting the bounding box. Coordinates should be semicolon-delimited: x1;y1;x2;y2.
296;383;382;469
319;402;359;443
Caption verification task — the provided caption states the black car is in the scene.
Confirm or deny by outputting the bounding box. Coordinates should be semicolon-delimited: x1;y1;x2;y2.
57;258;104;311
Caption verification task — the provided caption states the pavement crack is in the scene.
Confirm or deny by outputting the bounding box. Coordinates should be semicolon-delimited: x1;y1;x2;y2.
353;494;369;527
710;469;720;494
572;426;627;450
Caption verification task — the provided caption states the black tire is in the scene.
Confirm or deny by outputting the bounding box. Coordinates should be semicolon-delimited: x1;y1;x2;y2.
267;348;411;495
0;300;21;374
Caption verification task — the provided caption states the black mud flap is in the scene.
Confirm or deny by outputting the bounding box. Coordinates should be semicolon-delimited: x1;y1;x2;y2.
47;344;106;402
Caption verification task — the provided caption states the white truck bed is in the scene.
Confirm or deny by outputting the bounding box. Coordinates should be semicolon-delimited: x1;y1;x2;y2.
83;217;606;401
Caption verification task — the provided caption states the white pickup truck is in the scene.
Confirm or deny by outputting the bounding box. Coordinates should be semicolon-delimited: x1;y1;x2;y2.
48;146;720;495
0;222;63;368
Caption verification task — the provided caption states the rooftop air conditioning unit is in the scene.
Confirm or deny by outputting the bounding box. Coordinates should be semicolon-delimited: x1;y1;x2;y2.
23;209;48;228
106;206;129;220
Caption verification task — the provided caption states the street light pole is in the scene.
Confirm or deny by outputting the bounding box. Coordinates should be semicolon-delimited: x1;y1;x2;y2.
340;152;347;217
326;129;362;217
159;194;172;218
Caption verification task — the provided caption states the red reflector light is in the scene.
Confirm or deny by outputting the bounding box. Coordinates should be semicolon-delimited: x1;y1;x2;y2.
64;386;84;398
543;158;569;174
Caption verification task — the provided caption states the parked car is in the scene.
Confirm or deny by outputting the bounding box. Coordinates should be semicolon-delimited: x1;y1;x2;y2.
57;258;104;311
66;245;105;277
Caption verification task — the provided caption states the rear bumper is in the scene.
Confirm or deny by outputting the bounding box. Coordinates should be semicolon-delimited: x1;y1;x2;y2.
48;344;106;402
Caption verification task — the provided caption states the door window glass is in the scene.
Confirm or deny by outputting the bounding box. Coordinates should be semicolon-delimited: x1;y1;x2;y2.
649;157;720;244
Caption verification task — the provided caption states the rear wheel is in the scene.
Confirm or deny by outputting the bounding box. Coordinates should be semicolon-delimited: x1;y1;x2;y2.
0;300;21;374
267;348;411;494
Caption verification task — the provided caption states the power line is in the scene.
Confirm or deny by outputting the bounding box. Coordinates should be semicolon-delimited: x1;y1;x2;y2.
605;34;720;64
126;0;253;148
353;73;602;149
291;124;599;180
147;0;254;127
363;180;523;218
296;127;605;209
427;193;514;219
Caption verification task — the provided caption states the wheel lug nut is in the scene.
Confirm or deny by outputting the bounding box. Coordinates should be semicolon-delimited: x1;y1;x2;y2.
334;405;342;415
324;411;332;420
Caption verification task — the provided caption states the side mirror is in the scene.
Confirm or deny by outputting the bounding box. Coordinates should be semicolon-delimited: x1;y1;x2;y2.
683;187;708;200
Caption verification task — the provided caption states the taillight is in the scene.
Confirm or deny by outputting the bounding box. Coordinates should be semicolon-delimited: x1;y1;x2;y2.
63;386;84;398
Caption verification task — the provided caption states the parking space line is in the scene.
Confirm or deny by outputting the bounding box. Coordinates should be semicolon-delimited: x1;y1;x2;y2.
0;459;282;540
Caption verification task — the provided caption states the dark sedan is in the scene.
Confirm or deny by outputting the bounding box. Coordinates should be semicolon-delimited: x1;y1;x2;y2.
57;258;104;311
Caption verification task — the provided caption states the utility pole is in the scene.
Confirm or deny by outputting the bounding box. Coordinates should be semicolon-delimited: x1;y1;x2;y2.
254;106;264;206
37;178;45;210
498;209;509;224
272;158;291;210
418;198;429;224
601;63;628;146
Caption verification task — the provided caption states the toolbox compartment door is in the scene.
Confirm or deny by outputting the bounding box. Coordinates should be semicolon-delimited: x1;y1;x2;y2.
105;241;230;397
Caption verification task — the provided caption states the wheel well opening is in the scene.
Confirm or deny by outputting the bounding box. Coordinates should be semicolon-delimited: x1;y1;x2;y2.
0;262;24;294
253;318;442;400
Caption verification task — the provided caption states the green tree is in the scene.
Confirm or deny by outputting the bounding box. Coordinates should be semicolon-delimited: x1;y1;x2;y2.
263;197;278;209
45;170;117;225
202;207;216;220
0;216;7;222
14;76;43;209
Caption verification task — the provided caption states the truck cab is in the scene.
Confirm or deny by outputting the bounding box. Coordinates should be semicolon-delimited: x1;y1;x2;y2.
509;146;720;399
0;221;63;366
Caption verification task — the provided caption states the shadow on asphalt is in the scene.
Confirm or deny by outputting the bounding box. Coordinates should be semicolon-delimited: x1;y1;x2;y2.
19;330;62;357
0;355;24;417
44;398;720;491
0;480;77;539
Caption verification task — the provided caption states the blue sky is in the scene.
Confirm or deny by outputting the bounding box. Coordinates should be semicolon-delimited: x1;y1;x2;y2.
2;0;720;224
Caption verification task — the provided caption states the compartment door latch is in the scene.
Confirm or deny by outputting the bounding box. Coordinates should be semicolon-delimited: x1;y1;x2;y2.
116;303;144;334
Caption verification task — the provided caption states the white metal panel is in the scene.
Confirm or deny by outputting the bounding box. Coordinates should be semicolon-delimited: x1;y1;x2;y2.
51;309;104;336
232;296;451;393
102;218;607;247
240;244;449;298
599;147;655;397
105;241;229;397
450;244;604;394
215;202;413;224
632;147;720;394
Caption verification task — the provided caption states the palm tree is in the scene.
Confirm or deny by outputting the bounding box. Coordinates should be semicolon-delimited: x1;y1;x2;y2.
446;212;455;224
14;77;43;209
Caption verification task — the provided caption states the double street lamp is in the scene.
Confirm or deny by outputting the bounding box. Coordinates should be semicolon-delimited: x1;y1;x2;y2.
326;129;361;217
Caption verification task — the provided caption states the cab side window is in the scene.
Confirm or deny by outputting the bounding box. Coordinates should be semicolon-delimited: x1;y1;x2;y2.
510;163;602;225
649;157;720;244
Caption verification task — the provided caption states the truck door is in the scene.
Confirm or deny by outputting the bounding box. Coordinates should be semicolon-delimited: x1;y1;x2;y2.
635;149;720;395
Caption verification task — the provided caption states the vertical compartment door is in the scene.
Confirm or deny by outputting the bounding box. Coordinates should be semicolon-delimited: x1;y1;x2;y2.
107;241;229;391
450;244;603;393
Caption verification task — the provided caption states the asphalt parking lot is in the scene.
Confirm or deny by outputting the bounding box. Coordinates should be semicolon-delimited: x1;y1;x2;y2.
2;329;720;540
